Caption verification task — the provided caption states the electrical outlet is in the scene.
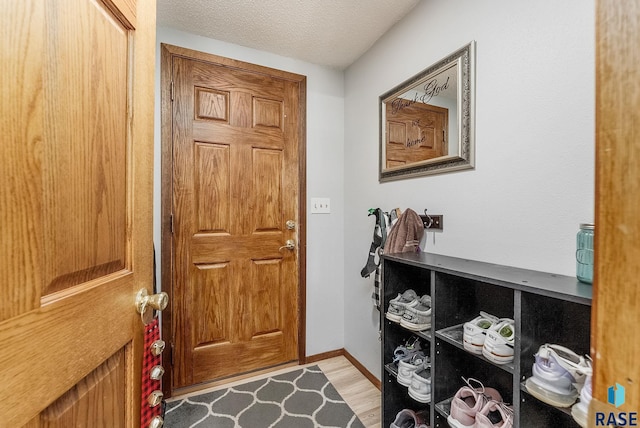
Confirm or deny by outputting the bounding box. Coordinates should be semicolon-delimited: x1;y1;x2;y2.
419;214;443;230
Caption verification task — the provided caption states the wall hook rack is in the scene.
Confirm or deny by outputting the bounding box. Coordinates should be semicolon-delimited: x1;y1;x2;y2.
419;210;443;230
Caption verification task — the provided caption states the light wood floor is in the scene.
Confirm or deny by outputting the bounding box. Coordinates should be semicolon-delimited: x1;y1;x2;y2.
167;356;382;427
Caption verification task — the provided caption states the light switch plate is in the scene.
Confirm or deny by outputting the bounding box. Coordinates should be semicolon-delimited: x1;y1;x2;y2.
311;197;331;214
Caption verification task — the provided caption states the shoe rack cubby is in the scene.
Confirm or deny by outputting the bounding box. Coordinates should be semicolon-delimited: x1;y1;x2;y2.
381;252;592;428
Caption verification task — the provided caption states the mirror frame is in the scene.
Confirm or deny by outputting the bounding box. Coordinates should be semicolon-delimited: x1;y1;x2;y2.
379;41;476;182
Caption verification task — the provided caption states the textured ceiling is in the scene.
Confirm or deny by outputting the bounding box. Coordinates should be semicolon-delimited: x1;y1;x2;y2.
156;0;421;70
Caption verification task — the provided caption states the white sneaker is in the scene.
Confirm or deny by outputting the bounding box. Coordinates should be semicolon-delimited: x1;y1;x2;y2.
525;344;591;408
463;312;499;354
397;352;428;387
571;371;592;427
408;366;431;403
482;319;515;364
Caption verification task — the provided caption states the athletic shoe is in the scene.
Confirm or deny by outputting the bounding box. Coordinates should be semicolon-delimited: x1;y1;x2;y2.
482;319;515;364
397;351;429;387
463;312;499;354
571;371;592;427
525;344;591;408
390;408;428;428
386;289;419;323
474;399;514;428
408;365;431;403
448;378;503;428
400;295;432;331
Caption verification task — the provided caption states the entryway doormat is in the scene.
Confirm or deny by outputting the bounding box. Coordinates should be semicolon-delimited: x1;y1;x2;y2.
164;365;366;428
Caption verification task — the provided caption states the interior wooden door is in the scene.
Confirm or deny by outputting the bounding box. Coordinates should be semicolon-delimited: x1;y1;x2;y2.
591;0;640;420
0;1;155;426
164;46;306;389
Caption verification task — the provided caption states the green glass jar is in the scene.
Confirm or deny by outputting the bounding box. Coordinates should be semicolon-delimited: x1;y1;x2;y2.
576;223;594;284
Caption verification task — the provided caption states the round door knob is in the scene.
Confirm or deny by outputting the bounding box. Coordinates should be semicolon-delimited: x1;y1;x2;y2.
136;289;169;314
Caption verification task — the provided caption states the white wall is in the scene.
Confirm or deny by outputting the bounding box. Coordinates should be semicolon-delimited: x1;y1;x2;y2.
343;0;595;377
153;27;346;357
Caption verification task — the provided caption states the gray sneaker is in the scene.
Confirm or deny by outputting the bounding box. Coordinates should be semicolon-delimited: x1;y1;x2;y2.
386;289;419;323
390;408;428;428
400;294;432;331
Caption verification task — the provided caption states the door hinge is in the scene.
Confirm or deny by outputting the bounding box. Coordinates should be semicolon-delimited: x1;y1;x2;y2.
170;342;175;366
169;214;174;233
170;80;174;101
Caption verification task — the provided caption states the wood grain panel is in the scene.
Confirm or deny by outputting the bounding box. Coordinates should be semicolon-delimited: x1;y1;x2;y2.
193;331;287;382
195;87;228;121
193;121;283;149
39;349;126;428
0;275;137;427
101;0;136;29
192;263;230;347
43;0;129;295
249;259;282;337
387;160;406;168
196;143;230;232
594;0;640;412
191;62;286;99
253;98;282;129
191;234;283;261
252;149;282;232
0;2;44;321
230;92;252;128
170;56;197;387
388;122;406;145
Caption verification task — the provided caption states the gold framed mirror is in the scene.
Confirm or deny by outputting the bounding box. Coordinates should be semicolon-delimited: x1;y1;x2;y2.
379;41;476;181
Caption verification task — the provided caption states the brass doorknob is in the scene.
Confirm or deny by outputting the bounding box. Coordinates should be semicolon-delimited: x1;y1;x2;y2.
278;240;295;251
135;289;168;314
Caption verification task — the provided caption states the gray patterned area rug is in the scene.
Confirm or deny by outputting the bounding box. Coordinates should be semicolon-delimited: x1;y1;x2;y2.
164;365;366;428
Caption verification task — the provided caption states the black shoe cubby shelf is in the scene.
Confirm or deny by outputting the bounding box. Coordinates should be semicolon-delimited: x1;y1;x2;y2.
381;252;592;428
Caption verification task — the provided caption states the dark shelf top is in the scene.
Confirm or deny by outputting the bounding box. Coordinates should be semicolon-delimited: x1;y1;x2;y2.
382;252;592;305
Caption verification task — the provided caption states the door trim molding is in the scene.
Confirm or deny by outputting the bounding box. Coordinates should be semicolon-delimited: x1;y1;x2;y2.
160;43;307;397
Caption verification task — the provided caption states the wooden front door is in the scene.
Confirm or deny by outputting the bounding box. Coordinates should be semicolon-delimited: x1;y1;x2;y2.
385;102;448;168
162;45;306;390
0;1;155;426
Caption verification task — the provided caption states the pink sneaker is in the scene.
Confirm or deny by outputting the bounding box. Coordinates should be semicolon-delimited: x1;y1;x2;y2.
474;400;514;428
447;378;503;428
